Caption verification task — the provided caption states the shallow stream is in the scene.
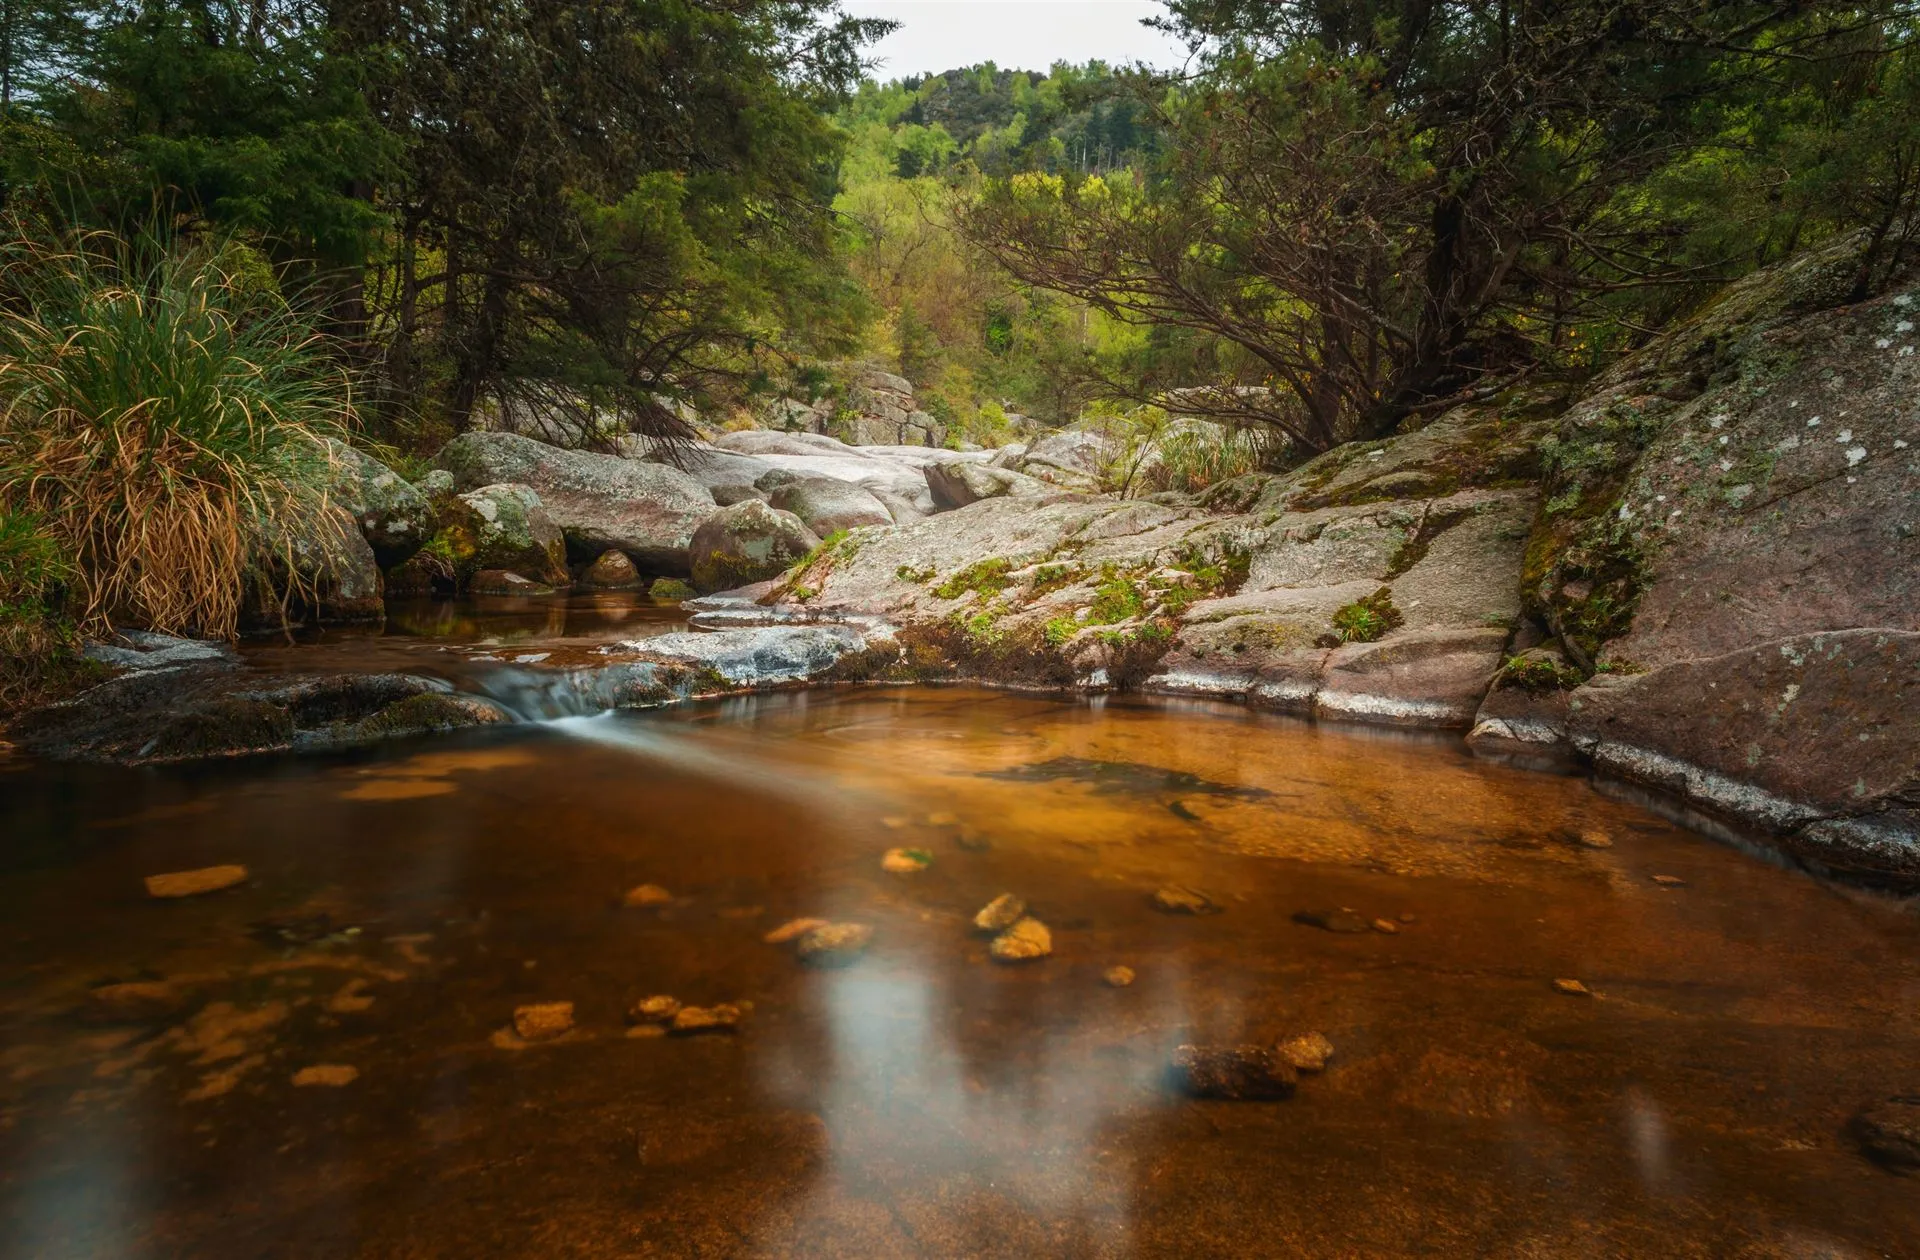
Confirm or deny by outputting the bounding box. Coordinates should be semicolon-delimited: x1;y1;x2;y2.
2;605;1917;1257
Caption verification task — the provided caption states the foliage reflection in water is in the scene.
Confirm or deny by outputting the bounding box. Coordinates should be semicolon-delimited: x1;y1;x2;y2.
1;688;1917;1257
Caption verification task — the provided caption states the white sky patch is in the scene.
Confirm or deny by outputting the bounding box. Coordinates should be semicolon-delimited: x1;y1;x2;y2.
844;1;1191;76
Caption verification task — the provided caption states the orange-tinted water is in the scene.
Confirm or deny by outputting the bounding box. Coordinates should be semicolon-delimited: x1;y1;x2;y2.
2;688;1916;1257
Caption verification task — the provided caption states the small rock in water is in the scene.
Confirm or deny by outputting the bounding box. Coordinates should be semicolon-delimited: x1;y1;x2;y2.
926;812;960;827
627;995;681;1025
796;922;873;967
989;918;1052;963
1292;908;1370;934
1578;829;1614;849
955;832;992;853
1371;918;1400;934
881;847;933;874
581;549;641;589
669;1003;744;1035
881;815;910;829
1651;874;1686;886
973;893;1027;933
1103;965;1135;988
513;1002;575;1042
292;1064;359;1087
1848;1096;1920;1172
1398;912;1417;923
764;917;830;944
1170;1045;1298;1100
1277;1032;1335;1074
144;865;248;899
622;884;673;908
1150;885;1221;915
1552;978;1593;997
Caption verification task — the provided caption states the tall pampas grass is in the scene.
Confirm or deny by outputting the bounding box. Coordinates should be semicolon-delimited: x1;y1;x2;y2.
0;231;351;638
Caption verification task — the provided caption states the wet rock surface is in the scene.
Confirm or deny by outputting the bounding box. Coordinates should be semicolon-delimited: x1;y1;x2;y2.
1849;1096;1920;1172
1170;1044;1299;1100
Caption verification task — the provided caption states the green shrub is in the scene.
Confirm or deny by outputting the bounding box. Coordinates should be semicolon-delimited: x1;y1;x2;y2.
0;231;350;638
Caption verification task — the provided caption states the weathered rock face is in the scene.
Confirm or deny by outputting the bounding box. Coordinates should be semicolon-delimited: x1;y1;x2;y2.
689;500;820;594
456;484;570;587
1469;239;1920;884
750;366;945;447
767;405;1543;724
324;440;430;567
765;475;893;535
434;432;713;572
710;430;983;516
924;460;1054;510
1011;426;1115;493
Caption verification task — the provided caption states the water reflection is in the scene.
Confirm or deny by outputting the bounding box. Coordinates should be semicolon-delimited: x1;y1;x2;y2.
1;689;1917;1256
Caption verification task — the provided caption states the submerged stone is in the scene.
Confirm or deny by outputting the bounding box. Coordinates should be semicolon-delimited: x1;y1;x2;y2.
627;995;681;1025
1151;885;1221;915
1277;1032;1335;1073
1552;978;1593;997
512;1002;575;1042
291;1064;359;1087
764;917;830;944
1849;1096;1920;1172
623;884;673;908
670;1003;745;1035
881;847;933;874
973;893;1027;933
145;865;248;899
1292;908;1370;934
989;918;1052;963
1102;965;1136;988
1170;1045;1298;1100
796;922;873;967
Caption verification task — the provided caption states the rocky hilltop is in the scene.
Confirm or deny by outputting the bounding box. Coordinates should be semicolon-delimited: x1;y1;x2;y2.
12;239;1916;887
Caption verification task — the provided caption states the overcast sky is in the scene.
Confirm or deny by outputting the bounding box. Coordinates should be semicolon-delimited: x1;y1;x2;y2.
841;2;1190;78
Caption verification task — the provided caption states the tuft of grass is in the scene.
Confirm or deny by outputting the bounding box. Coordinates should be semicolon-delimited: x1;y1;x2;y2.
0;230;351;639
1330;587;1404;644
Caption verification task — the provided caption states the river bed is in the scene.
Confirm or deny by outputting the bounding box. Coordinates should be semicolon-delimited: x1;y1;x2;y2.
2;654;1917;1256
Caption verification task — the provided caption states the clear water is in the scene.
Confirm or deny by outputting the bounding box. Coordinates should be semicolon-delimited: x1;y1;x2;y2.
2;687;1916;1257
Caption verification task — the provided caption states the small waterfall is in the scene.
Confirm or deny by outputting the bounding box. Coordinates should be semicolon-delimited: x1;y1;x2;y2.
454;664;617;722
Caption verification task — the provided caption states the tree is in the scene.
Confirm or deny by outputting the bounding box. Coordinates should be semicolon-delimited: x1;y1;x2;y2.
958;0;1920;453
334;0;891;438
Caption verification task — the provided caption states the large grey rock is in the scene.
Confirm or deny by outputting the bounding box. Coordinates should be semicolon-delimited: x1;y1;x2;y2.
456;484;569;586
1014;426;1116;493
243;504;384;631
689;500;820;594
324;440;430;567
643;444;781;506
766;476;893;536
924;460;1054;510
433;432;712;572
